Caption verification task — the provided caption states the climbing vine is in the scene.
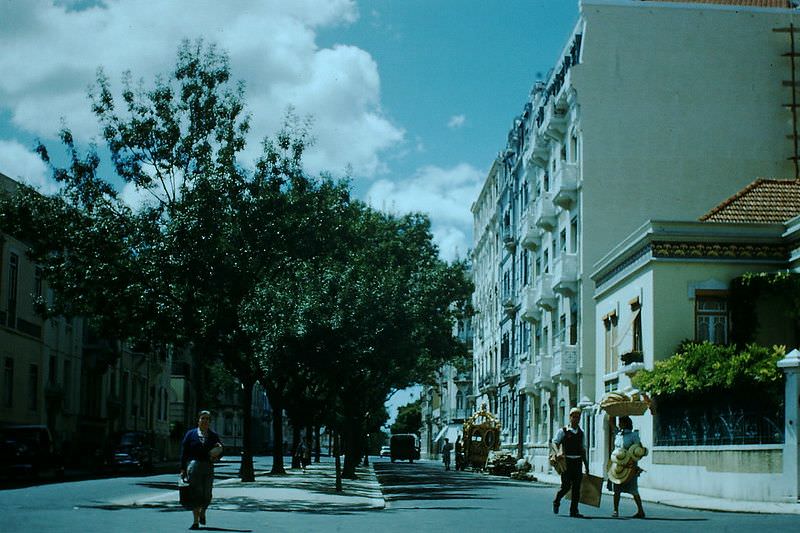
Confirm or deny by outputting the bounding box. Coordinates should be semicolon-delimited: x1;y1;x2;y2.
631;341;785;398
729;271;800;346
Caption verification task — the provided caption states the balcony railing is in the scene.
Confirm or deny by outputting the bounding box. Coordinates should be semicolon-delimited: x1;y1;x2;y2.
530;136;550;167
551;343;578;383
521;287;541;323
552;162;578;209
552;253;578;296
501;358;520;379
502;225;516;251
526;356;554;392
540;99;567;141
534;192;556;231
521;215;541;251
534;274;556;311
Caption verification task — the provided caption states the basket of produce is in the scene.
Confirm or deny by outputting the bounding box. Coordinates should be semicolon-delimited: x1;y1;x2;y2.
600;390;651;416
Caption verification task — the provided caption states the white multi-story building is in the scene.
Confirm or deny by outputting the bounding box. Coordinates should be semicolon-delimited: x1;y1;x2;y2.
472;0;798;475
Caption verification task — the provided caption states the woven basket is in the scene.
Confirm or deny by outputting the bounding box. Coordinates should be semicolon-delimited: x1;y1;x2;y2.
601;400;650;417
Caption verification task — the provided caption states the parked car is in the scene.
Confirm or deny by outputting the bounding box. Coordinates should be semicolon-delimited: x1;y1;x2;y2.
379;445;391;457
110;431;155;472
0;425;64;479
389;434;420;463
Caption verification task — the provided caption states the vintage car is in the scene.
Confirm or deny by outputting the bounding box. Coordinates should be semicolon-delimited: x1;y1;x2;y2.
109;431;155;471
389;433;420;463
0;425;65;480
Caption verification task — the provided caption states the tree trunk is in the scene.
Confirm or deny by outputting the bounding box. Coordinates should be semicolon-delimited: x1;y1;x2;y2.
268;386;286;474
341;419;362;479
314;425;321;463
239;377;255;482
333;431;342;492
291;424;301;469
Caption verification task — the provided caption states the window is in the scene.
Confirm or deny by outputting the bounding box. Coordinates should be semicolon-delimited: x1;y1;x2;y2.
28;364;38;411
48;355;57;385
3;358;13;408
522;250;529;285
696;292;728;344
543;171;550;192
543;249;550;274
569;132;578;162
631;299;642;353
559;314;567;344
603;312;619;373
8;253;19;327
570;217;578;254
63;360;72;410
560;228;567;256
34;267;43;299
570;309;578;345
456;390;464;410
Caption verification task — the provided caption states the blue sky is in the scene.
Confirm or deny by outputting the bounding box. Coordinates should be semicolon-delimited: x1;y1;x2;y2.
0;0;579;418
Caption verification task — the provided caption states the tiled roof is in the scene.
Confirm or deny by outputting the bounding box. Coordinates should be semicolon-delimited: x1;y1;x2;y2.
700;178;800;223
640;0;796;7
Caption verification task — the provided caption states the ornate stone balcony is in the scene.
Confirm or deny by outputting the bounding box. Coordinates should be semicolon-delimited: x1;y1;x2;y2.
534;192;556;231
541;100;567;141
551;343;578;384
552;162;578;209
521;287;541;322
552;253;578;296
530;355;554;391
521;215;542;251
530;136;550;168
534;274;556;311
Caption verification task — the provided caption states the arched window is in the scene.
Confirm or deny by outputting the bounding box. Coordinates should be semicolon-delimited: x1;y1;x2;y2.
456;390;464;410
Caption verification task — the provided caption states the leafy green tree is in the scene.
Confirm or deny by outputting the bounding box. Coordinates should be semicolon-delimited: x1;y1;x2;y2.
391;399;422;435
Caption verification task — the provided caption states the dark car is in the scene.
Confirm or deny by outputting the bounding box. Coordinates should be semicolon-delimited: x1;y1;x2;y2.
0;425;64;479
389;434;420;463
110;431;155;471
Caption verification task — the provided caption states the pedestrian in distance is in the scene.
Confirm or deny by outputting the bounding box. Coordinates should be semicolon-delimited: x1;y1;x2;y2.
609;416;647;518
441;437;453;471
552;407;590;518
454;434;464;471
180;410;224;530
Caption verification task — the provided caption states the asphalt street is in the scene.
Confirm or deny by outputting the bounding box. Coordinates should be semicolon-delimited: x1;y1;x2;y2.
1;456;797;532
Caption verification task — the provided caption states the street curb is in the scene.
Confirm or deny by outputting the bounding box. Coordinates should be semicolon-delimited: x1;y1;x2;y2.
534;472;800;515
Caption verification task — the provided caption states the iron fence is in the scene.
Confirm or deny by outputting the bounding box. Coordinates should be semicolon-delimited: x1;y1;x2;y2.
654;404;784;446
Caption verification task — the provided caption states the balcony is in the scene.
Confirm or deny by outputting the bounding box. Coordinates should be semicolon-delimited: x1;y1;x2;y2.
525;356;554;392
502;226;516;251
534;192;556;231
502;293;517;316
530;136;550;167
501;358;520;380
552;253;578;296
551;343;578;384
520;215;541;251
541;100;567;141
534;274;557;311
521;287;541;323
479;372;498;392
552;162;578;209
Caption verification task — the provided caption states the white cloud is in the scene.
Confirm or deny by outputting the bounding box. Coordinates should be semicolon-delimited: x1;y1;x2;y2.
0;0;403;180
447;114;466;129
366;163;484;261
0;139;58;194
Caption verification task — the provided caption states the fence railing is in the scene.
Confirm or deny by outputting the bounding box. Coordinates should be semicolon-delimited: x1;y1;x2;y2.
654;405;784;446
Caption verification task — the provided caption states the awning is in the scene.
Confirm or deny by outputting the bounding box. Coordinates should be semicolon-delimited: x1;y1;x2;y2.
434;424;462;444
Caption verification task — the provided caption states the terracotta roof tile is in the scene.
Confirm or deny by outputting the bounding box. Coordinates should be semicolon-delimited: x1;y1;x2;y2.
700;178;800;223
640;0;796;7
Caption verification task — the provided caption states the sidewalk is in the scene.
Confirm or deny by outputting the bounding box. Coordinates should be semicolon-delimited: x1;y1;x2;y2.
109;457;385;513
535;471;800;515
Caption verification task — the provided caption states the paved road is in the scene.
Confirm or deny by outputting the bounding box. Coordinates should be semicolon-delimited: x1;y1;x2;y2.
2;457;798;532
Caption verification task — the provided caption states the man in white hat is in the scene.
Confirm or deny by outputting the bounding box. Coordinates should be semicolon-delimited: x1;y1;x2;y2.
552;407;590;518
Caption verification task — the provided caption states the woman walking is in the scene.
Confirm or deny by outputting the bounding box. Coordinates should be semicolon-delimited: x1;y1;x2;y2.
181;410;224;530
608;416;646;518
